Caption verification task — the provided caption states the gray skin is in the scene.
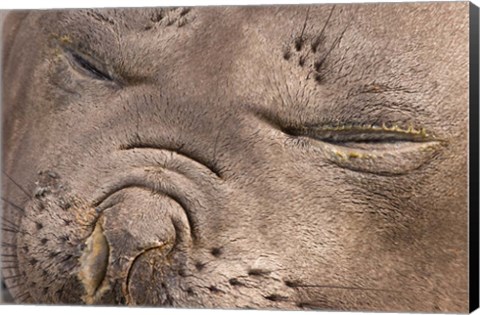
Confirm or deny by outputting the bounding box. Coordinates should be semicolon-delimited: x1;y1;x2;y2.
0;3;469;312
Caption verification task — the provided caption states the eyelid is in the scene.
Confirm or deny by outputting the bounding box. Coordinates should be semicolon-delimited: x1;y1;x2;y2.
69;51;113;81
285;124;444;176
284;124;437;143
62;45;115;82
316;139;442;176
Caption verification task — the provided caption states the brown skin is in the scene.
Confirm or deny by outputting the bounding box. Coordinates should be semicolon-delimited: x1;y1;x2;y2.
1;3;469;312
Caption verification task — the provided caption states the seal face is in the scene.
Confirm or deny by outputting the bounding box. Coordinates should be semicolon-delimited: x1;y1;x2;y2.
1;3;469;312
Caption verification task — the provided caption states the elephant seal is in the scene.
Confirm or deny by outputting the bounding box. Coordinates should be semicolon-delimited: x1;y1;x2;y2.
1;3;470;312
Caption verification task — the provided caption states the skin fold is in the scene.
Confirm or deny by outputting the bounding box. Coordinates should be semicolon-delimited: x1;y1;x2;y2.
0;3;469;312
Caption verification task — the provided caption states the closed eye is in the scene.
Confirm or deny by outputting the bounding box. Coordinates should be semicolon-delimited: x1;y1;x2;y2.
284;124;433;145
284;124;444;176
67;50;113;82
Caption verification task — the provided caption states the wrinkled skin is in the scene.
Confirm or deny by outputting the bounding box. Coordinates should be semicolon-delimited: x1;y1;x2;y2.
1;3;469;312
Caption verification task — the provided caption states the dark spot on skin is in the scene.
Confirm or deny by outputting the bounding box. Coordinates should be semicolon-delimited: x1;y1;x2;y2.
265;294;288;302
313;73;323;84
29;258;38;265
195;261;205;271
177;268;186;277
186;288;194;296
208;286;220;293
313;60;322;72
294;37;304;51
59;235;70;243
210;247;222;257
284;280;298;287
22;245;29;253
282;47;291;60
228;278;243;286
35;222;43;230
42;270;48;277
61;254;73;262
248;268;271;276
311;35;322;53
42;287;48;295
63;219;72;226
40;238;48;245
299;55;306;67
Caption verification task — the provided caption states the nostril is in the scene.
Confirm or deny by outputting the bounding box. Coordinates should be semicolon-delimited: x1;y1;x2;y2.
78;219;109;304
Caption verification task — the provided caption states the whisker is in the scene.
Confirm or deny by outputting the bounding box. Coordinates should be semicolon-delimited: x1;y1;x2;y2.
1;226;24;234
1;265;19;270
2;223;20;233
1;224;28;235
3;282;24;289
317;5;335;45
1;254;17;258
14;290;32;303
299;7;310;41
1;242;17;248
0;197;25;214
2;171;32;199
2;274;22;281
314;7;358;74
1;222;19;231
2;217;20;228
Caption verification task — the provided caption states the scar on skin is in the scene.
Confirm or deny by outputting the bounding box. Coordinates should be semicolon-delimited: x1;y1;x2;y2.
78;217;110;304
